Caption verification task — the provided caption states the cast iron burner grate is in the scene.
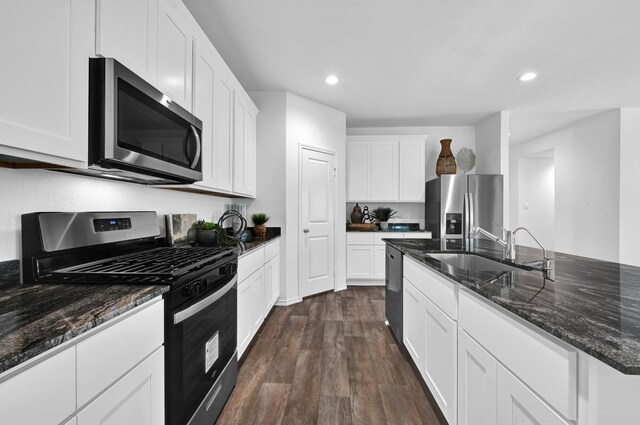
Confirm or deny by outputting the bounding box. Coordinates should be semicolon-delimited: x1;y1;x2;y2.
47;246;233;283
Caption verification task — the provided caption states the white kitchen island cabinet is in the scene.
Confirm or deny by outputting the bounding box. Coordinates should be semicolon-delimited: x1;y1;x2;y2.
0;298;164;425
457;329;497;425
0;0;92;167
402;257;457;425
346;135;426;202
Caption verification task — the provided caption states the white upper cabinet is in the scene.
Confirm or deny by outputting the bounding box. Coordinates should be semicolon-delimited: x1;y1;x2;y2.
95;0;158;84
157;0;194;111
233;90;258;198
371;142;398;201
192;28;233;193
347;135;426;202
398;140;426;201
347;142;371;201
0;0;93;167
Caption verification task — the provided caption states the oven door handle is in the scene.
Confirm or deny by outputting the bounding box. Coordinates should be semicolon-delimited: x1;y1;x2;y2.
173;275;237;325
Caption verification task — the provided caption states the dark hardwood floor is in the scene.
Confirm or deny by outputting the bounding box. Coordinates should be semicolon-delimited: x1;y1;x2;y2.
216;287;443;425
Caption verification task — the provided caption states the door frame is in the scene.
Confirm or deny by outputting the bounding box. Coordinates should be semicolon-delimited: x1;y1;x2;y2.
298;144;338;298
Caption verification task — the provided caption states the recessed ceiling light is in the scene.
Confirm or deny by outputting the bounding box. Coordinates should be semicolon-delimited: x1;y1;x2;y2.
325;75;339;85
518;72;537;82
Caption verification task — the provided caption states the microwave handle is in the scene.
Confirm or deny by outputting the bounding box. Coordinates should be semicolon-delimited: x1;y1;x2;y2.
188;125;201;169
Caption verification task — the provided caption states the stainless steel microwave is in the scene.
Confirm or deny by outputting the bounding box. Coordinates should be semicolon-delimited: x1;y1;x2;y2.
86;58;203;185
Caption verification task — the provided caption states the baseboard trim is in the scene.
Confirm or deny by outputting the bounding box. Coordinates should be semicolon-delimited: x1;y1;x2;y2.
274;297;302;306
334;284;348;292
347;279;385;287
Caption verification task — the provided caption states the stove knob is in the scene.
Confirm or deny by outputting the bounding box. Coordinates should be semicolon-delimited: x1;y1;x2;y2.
220;264;237;275
183;281;202;297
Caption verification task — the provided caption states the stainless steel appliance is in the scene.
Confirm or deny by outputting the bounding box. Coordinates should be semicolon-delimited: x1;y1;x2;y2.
21;211;238;425
385;245;403;344
66;58;203;185
425;174;503;249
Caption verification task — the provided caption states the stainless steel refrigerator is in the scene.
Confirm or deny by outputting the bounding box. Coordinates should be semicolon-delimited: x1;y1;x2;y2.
425;174;503;249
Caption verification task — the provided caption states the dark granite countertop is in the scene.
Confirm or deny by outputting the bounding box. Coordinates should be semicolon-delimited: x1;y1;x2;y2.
0;282;168;375
385;238;640;374
235;227;281;257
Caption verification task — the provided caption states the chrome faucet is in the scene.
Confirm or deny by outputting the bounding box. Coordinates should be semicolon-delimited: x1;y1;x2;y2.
471;225;516;260
471;225;552;273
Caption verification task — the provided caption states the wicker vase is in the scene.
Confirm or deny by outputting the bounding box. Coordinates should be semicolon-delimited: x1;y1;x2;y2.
253;224;266;237
436;139;457;176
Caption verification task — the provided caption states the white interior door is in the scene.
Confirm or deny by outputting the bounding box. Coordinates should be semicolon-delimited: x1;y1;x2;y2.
300;147;336;298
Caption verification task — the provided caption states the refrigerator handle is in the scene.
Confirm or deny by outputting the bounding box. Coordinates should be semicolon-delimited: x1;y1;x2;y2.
469;191;475;231
464;192;475;244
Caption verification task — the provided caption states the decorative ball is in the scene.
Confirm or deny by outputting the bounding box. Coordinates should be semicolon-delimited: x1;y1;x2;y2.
456;148;476;173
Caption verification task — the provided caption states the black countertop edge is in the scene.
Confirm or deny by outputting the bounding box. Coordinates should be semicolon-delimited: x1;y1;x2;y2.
0;284;169;375
385;238;640;375
0;260;20;288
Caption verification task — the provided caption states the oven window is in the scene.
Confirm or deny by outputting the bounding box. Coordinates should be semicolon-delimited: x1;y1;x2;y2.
117;78;198;168
169;281;237;425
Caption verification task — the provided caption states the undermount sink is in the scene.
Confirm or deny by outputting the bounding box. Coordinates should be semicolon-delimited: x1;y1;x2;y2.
425;253;524;272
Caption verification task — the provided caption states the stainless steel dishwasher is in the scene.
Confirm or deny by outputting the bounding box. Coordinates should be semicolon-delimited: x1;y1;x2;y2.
385;244;403;345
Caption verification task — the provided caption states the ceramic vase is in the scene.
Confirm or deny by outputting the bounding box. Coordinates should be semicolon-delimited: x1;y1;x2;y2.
436;139;457;176
350;203;364;224
196;230;217;246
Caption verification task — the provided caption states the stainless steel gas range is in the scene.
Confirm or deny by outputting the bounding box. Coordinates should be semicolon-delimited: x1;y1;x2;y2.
21;211;238;425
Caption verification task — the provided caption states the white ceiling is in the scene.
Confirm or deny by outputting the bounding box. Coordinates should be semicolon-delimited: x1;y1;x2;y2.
183;0;640;144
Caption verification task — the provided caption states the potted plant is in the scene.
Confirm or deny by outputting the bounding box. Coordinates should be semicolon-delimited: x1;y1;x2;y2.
251;213;270;236
191;220;220;246
371;207;397;230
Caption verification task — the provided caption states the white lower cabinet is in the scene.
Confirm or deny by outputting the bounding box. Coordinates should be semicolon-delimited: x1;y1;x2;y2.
76;347;164;425
249;268;265;333
0;347;76;425
347;232;430;283
402;275;457;425
458;330;497;425
346;245;375;279
237;277;253;357
264;255;280;312
497;364;570;425
403;278;425;367
0;298;163;425
237;238;280;358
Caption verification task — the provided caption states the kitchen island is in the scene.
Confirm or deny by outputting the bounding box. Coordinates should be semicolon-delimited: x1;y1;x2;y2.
387;238;640;425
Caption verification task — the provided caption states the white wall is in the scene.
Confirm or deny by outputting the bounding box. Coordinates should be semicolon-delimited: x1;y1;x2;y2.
286;92;347;298
0;168;231;261
510;110;620;263
476;111;510;227
246;91;287;227
251;91;346;304
517;155;555;250
347;126;476;181
619;108;640;266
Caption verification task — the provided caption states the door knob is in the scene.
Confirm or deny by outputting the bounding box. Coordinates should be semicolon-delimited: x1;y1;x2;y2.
303;228;310;233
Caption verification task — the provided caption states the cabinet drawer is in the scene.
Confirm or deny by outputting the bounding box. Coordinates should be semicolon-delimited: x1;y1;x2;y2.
403;256;457;319
374;232;403;245
238;246;265;282
347;232;375;245
459;289;577;420
77;299;164;407
0;347;76;425
264;238;280;262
